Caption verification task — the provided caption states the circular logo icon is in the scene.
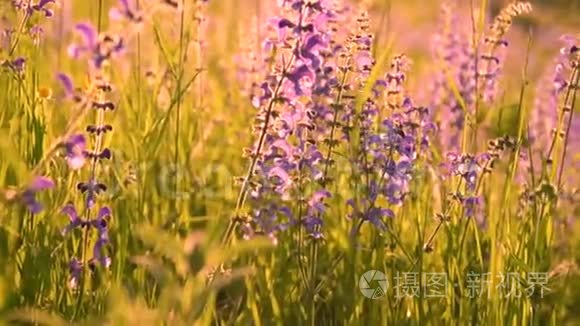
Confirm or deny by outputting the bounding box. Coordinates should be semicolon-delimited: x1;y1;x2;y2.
359;270;388;299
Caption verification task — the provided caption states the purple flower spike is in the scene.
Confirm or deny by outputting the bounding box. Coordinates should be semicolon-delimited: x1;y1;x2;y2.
308;189;331;213
30;176;55;190
299;34;324;68
67;23;97;59
32;0;56;17
365;207;393;231
463;196;481;218
77;179;107;209
97;206;112;220
8;57;26;73
61;203;83;235
91;206;112;230
76;23;97;47
268;166;292;195
92;238;111;268
63;134;87;170
286;64;314;95
109;0;143;23
69;258;83;288
91;206;112;268
56;73;75;97
21;176;55;214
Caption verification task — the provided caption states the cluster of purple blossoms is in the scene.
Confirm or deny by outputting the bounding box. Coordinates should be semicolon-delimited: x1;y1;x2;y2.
529;35;579;159
1;1;57;75
477;2;532;103
109;0;144;24
243;1;338;239
522;35;579;230
57;21;126;288
430;2;475;152
237;0;350;243
12;0;56;18
19;176;55;214
1;56;26;74
444;136;515;223
236;1;437;244
59;78;116;286
67;23;124;70
346;53;435;232
429;1;532;152
1;0;60;214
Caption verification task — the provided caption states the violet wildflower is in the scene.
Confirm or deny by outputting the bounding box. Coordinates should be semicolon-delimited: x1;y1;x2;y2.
68;258;83;289
442;136;515;223
529;35;579;157
61;77;115;285
89;206;112;269
345;51;435;233
229;0;348;244
520;35;578;190
109;0;143;23
20;176;54;214
429;2;532;152
56;73;83;102
29;25;44;45
67;23;124;69
478;2;532;103
61;203;84;235
62;134;87;170
429;2;475;152
60;13;125;287
2;56;26;74
12;0;56;17
31;0;56;17
445;152;489;191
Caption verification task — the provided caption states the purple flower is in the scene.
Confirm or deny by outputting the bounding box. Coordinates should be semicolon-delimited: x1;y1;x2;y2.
298;34;324;68
56;73;83;102
285;64;315;96
21;176;54;214
530;35;579;152
240;0;347;241
67;23;97;59
366;207;394;231
91;237;111;268
62;205;112;270
478;2;532;103
63;134;86;170
428;3;476;152
445;152;488;191
60;7;120;281
67;23;124;68
346;199;395;232
32;0;56;17
2;57;26;74
12;0;55;17
77;179;107;209
268;166;292;197
308;189;331;213
109;0;143;23
91;206;112;230
68;258;83;288
462;196;480;217
61;203;83;235
91;206;112;268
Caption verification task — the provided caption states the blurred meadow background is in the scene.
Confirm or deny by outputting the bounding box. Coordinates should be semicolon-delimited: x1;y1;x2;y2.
0;0;579;324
